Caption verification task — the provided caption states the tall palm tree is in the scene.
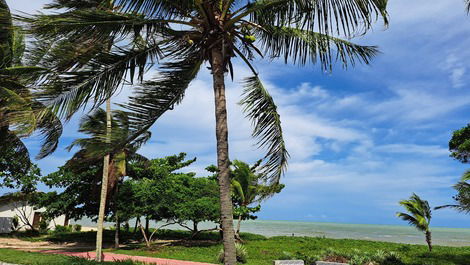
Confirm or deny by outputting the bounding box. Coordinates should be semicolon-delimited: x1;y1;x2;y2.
0;0;62;185
396;193;433;252
231;160;283;238
68;107;150;254
25;1;388;263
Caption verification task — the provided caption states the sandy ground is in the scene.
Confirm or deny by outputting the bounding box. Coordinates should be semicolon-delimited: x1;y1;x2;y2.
0;237;114;251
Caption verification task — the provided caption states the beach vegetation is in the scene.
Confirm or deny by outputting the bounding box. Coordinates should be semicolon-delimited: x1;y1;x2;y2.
396;193;433;252
23;0;389;262
1;231;470;265
218;243;249;264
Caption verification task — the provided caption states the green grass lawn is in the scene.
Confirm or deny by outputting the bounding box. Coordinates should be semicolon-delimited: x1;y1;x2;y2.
0;248;140;265
1;230;470;265
113;235;470;265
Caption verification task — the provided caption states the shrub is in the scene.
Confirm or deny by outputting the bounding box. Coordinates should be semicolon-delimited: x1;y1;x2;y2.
39;219;50;234
218;243;248;264
72;224;82;232
287;248;403;265
54;225;72;233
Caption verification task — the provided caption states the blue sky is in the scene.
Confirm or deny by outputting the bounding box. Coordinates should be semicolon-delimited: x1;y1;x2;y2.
5;0;470;228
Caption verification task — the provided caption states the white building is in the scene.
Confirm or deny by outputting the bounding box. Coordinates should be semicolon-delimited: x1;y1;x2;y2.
0;192;68;233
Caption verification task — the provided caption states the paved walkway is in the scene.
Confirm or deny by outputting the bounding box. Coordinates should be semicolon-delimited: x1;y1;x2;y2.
40;250;216;265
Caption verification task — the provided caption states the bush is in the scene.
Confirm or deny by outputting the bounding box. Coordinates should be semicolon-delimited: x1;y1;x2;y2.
283;248;403;265
72;224;82;232
54;225;72;233
39;219;50;234
218;243;248;264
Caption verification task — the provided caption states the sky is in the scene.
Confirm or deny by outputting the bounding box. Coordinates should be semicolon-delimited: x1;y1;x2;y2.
5;0;470;228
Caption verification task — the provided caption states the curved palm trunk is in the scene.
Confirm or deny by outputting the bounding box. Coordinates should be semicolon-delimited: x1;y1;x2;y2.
211;48;236;265
426;231;432;252
95;99;112;261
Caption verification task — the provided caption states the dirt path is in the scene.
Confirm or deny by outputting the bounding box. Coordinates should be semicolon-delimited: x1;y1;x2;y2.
0;237;101;251
40;250;216;265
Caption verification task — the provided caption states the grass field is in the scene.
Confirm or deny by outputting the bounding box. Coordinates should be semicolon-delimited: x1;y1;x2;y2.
1;230;470;265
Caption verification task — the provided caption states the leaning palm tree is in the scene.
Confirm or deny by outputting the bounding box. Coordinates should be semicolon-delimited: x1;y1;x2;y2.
231;160;284;239
0;0;61;186
25;1;388;263
396;193;433;251
67;107;150;251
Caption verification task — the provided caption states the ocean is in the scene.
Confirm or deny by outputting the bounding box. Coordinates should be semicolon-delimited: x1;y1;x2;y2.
76;219;470;247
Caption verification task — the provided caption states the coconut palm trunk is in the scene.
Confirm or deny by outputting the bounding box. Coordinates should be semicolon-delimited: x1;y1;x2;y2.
114;183;120;249
426;231;432;252
96;98;112;261
211;48;236;265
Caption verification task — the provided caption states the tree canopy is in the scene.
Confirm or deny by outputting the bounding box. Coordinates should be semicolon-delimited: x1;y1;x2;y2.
449;124;470;164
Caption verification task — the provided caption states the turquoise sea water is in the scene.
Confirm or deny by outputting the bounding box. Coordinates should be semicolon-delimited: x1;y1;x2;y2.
76;219;470;247
233;220;470;247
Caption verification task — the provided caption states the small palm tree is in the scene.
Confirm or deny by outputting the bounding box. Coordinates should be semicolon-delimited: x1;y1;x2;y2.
396;193;433;251
231;160;283;238
25;1;389;262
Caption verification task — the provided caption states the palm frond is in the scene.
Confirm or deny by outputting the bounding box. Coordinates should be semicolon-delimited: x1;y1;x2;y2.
461;170;470;182
466;0;470;13
120;52;202;138
255;26;379;71
396;212;420;228
21;9;178;42
397;193;431;232
239;75;289;184
115;0;196;19
37;43;163;119
238;0;388;37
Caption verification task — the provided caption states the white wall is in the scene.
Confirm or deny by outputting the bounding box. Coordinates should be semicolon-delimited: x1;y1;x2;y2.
0;201;67;232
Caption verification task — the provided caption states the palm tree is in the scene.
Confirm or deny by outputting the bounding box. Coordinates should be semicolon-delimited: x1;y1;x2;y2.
68;107;149;253
25;1;388;263
231;160;283;239
0;0;62;186
396;193;433;251
435;170;470;214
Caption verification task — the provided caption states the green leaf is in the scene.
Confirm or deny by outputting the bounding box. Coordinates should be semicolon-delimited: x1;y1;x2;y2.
239;75;289;184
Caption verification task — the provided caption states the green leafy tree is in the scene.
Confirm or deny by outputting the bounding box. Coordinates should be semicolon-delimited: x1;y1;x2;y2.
117;153;198;246
26;1;388;262
449;124;470;163
231;160;284;239
0;0;61;188
396;193;433;252
171;176;220;237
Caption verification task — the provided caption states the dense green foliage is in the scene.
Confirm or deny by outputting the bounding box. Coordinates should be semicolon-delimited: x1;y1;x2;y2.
0;0;61;189
118;153;220;237
449;124;470;163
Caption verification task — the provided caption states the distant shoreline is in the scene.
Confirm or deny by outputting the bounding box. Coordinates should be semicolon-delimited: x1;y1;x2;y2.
74;219;470;247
